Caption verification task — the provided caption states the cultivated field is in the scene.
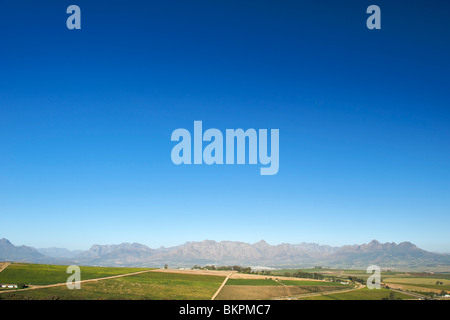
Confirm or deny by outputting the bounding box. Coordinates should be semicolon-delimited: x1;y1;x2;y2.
383;276;450;293
273;267;450;298
215;274;354;300
226;278;281;286
299;288;413;300
0;262;447;300
0;266;226;300
0;263;151;286
215;285;348;300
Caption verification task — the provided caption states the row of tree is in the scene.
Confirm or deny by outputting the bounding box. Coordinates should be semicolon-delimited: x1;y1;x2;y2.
289;271;325;280
192;265;252;273
347;276;366;284
188;265;339;281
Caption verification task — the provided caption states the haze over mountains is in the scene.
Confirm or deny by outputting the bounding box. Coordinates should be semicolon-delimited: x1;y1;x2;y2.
1;237;450;269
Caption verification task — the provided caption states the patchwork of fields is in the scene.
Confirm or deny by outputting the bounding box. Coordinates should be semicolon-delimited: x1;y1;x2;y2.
272;268;450;298
0;263;151;285
383;276;450;293
0;262;448;300
0;263;226;300
215;277;352;300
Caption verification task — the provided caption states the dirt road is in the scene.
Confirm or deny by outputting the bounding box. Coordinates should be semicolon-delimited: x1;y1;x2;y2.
0;262;11;273
211;272;234;300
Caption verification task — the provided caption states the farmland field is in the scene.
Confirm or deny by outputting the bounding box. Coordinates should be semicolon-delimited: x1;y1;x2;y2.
1;263;448;300
383;276;450;293
215;275;352;300
226;278;281;286
215;284;349;300
0;263;151;285
300;288;413;300
0;269;225;300
216;285;303;300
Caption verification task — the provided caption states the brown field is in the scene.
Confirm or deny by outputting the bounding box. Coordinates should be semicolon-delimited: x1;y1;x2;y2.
216;285;304;300
384;282;443;294
215;285;346;300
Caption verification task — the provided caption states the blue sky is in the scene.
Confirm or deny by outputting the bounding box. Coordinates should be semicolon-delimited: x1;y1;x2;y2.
1;1;449;252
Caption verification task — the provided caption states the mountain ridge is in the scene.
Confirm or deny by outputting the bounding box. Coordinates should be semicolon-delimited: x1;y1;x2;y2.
1;237;449;269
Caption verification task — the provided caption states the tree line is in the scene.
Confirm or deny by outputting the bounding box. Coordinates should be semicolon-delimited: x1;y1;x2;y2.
192;265;252;273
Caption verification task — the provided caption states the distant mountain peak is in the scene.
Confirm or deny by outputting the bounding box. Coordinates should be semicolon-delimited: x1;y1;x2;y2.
0;238;13;245
398;241;418;249
254;240;269;246
0;238;45;262
1;237;449;269
200;240;217;245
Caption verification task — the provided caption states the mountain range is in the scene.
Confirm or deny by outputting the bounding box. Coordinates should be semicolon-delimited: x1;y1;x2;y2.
1;237;450;269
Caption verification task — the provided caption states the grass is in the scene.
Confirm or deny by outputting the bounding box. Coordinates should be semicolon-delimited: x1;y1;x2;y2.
0;263;152;285
0;271;225;300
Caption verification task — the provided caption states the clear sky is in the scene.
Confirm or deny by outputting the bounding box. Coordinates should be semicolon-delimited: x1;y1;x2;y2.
1;1;449;253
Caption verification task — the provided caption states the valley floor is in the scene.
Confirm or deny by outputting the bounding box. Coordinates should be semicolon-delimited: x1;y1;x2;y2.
0;263;446;300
